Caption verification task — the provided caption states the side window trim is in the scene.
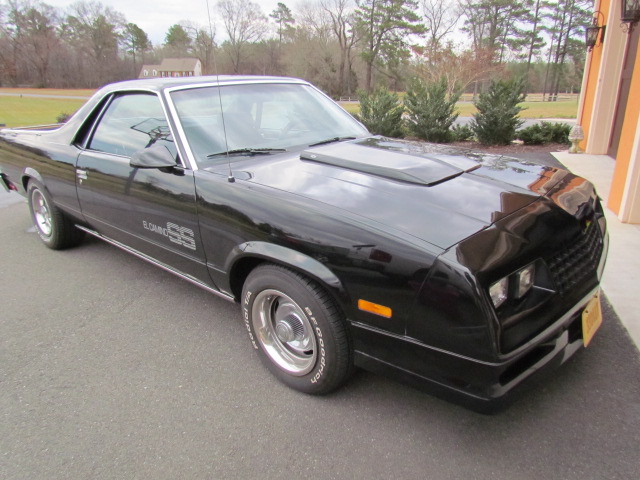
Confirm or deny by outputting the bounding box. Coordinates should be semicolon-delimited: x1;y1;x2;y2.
73;93;115;149
80;91;187;168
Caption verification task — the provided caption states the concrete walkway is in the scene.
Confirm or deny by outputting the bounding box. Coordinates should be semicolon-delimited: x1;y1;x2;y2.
553;151;640;349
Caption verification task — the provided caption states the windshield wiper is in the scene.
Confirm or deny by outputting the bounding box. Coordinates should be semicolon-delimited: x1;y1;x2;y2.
309;136;357;147
207;148;286;158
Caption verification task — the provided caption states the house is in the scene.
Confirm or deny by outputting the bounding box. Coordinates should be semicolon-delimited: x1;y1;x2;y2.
139;58;202;79
577;0;640;223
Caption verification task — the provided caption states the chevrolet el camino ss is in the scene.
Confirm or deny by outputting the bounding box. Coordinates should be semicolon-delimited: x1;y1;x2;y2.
0;77;608;411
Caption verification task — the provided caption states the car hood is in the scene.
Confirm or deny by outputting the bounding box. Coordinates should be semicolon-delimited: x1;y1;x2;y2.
220;137;585;249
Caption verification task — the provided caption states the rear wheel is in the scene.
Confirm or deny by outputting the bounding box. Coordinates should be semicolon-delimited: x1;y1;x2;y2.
27;180;84;250
241;264;352;394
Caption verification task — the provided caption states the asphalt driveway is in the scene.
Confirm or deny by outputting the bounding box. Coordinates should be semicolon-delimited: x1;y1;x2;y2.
1;190;639;480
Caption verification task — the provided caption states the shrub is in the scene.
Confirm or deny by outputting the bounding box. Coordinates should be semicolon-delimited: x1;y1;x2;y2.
517;121;572;145
450;124;474;142
356;87;405;138
57;112;72;123
471;78;526;145
404;77;460;143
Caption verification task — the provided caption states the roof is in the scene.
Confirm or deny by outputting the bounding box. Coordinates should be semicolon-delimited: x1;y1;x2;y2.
138;59;201;78
140;64;161;72
101;75;309;94
159;58;200;71
30;76;310;146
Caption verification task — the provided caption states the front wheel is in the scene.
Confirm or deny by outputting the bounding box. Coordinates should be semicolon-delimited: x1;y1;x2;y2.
241;264;352;394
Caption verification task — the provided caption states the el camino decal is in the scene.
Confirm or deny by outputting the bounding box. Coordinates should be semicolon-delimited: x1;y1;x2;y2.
143;220;196;251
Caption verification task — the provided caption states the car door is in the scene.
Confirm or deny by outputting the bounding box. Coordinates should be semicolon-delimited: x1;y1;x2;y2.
76;92;211;285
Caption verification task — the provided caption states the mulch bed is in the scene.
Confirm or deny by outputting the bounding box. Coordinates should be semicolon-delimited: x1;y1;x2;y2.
449;141;570;155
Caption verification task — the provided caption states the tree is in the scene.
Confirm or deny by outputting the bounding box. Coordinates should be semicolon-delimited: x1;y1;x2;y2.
542;0;589;101
461;0;531;64
471;78;525;145
192;28;216;74
218;0;268;73
404;77;460;142
412;44;499;96
270;2;294;44
322;0;359;96
354;0;425;91
356;87;405;137
286;1;339;94
1;0;60;87
123;23;150;73
61;1;125;86
522;0;548;90
421;0;459;55
164;24;191;55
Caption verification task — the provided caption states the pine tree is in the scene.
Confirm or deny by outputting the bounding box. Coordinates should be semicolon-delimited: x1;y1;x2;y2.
471;78;525;145
404;77;460;143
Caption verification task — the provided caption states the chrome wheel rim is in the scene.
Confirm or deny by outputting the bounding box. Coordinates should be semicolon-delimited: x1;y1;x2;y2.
32;190;52;237
252;289;317;375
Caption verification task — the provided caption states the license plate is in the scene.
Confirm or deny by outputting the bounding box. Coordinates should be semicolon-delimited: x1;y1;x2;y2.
582;292;603;347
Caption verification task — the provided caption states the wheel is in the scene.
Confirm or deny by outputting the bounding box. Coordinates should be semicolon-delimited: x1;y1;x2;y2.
27;180;84;250
241;264;353;394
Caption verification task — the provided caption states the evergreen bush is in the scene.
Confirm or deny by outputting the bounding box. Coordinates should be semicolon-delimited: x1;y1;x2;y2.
404;77;460;143
450;124;474;142
57;112;72;123
471;78;526;145
356;88;405;138
517;121;572;145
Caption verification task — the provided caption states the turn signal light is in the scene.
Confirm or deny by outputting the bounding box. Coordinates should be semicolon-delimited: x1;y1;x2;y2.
358;299;392;318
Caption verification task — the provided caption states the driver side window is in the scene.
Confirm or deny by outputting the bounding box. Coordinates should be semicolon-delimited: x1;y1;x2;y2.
88;93;178;159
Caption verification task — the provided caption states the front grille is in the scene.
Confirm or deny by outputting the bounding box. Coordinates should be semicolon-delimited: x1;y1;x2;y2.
546;222;603;295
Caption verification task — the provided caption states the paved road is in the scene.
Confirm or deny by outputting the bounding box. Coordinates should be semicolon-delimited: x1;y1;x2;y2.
0;92;90;100
1;189;639;480
454;116;576;129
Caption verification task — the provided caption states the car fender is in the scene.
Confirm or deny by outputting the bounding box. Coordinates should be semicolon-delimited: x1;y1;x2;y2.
226;241;348;304
21;167;44;191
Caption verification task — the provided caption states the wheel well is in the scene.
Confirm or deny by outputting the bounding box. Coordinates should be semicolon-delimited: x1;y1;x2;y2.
229;257;266;300
229;256;347;314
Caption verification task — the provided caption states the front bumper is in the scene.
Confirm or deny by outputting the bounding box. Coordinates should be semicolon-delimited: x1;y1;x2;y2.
351;286;601;412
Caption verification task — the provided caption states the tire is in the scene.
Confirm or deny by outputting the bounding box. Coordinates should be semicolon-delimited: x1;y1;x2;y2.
27;180;84;250
241;264;353;394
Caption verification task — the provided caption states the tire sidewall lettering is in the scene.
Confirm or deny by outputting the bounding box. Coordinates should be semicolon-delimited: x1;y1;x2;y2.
242;290;258;349
245;289;328;385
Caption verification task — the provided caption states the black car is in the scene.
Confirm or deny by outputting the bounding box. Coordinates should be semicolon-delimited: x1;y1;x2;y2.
0;76;607;410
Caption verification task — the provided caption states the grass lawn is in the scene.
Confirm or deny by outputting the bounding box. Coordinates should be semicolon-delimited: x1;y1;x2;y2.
340;99;578;119
0;96;88;127
455;100;578;118
0;88;94;97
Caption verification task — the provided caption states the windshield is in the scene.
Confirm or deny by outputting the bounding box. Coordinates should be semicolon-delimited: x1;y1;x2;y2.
170;83;368;168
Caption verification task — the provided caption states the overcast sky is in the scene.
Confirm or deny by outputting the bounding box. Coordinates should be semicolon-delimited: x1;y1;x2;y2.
44;0;284;45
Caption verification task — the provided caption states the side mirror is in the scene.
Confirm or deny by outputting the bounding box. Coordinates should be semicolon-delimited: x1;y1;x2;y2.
130;144;178;169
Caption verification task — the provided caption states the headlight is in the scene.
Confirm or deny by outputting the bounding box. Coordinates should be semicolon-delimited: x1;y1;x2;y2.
489;277;509;309
488;262;536;309
516;264;535;298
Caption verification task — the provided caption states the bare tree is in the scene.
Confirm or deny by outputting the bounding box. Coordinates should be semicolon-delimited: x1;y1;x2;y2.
413;44;498;96
421;0;459;55
61;1;125;86
0;0;60;86
321;0;359;95
217;0;267;73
